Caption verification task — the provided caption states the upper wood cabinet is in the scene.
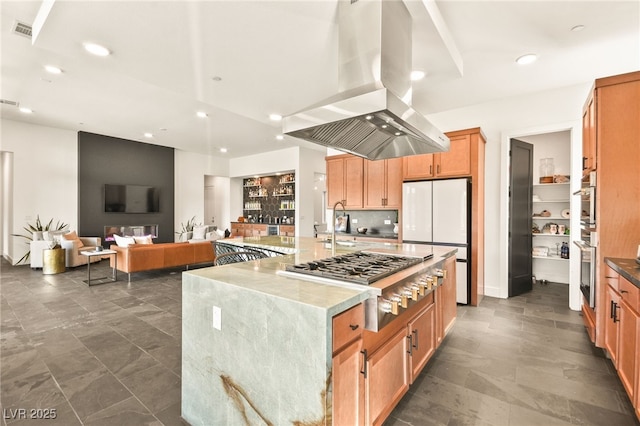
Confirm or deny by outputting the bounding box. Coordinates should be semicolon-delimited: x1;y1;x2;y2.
327;155;364;209
402;133;472;181
582;92;596;175
364;158;402;209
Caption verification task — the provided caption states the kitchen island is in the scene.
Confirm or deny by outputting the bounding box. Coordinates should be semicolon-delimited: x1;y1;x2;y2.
181;236;456;425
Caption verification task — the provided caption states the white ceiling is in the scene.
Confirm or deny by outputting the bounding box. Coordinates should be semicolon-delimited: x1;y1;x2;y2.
1;0;639;159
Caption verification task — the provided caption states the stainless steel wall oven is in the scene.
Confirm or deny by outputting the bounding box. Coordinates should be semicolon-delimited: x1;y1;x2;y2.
573;172;597;308
574;240;596;308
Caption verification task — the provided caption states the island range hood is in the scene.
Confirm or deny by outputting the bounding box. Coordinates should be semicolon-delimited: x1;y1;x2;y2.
283;0;449;160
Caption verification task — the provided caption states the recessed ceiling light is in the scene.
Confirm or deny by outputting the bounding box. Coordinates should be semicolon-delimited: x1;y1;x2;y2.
44;65;62;74
516;54;537;65
19;107;32;114
269;114;282;121
276;135;284;141
220;148;227;153
571;25;585;32
83;42;110;57
410;70;426;81
196;111;208;118
365;115;373;120
144;133;153;138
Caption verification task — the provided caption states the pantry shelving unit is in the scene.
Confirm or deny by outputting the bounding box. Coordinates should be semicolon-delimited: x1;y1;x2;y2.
532;182;571;281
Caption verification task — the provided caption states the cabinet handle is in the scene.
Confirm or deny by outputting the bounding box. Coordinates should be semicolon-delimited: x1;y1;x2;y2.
437;165;440;174
349;324;359;331
620;290;628;294
412;329;419;350
407;334;413;356
610;300;615;319
360;349;368;378
429;165;432;174
582;157;587;170
613;302;619;323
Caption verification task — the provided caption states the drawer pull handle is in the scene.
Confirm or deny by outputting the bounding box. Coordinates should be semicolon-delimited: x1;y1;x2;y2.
349;324;359;331
620;290;628;294
360;349;368;378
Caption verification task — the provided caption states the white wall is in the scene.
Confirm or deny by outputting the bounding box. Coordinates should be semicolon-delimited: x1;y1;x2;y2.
174;150;229;240
427;82;592;307
1;119;78;263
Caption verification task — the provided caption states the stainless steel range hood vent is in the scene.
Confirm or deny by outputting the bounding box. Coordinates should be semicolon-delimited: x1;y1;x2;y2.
283;0;449;160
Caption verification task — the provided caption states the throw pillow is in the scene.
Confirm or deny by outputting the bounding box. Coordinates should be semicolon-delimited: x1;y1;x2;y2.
63;230;84;248
192;226;207;240
133;235;153;245
114;234;136;247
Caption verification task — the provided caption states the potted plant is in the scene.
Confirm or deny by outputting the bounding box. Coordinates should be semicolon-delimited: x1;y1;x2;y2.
176;216;201;241
11;215;68;264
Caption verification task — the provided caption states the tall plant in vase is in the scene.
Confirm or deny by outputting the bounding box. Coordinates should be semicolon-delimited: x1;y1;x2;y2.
11;215;68;264
175;216;201;241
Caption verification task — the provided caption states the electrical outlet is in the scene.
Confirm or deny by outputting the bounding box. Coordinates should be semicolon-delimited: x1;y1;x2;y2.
352;219;358;224
212;306;221;330
384;219;391;225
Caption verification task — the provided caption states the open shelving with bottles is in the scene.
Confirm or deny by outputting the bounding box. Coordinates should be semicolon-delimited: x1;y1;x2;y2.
242;173;296;217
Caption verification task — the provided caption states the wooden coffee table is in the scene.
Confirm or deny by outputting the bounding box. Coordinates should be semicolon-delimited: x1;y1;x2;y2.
80;249;118;285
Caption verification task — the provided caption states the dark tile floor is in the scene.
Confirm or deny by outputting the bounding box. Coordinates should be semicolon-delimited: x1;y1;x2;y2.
1;259;638;426
387;281;640;426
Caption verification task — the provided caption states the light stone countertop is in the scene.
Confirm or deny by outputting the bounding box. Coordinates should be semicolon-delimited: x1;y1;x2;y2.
185;236;456;315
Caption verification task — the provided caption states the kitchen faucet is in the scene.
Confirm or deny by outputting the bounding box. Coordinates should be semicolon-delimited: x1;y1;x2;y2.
332;200;346;256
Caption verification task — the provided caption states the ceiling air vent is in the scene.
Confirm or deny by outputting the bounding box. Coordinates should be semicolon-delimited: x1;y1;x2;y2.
13;21;32;39
0;99;20;107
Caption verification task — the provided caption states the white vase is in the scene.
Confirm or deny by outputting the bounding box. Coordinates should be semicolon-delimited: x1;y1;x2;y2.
393;223;399;234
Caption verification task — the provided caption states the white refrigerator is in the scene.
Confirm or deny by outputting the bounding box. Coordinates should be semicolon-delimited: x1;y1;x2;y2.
402;178;470;304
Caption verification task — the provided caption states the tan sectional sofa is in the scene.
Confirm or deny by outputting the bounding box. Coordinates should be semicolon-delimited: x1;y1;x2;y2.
109;241;215;281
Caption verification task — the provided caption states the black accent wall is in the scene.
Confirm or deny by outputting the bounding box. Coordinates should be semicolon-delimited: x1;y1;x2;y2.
78;132;175;245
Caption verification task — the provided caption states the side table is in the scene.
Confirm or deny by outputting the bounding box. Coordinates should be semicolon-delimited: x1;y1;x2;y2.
80;249;118;285
43;247;65;275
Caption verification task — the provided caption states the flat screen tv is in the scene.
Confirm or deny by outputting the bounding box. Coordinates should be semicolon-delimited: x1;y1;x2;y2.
104;184;160;213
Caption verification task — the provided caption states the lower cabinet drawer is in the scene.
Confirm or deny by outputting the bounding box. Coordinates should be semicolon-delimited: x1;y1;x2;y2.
333;303;365;353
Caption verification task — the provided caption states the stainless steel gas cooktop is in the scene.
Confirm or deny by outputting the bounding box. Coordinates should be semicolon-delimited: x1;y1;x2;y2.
284;251;430;285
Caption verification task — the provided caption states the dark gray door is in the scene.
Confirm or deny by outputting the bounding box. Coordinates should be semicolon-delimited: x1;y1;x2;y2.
509;139;533;297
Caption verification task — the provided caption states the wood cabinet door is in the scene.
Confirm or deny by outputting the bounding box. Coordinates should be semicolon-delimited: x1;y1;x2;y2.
384;158;403;208
604;284;620;366
333;338;365;426
436;135;471;177
364;160;386;208
407;303;435;383
231;223;243;237
365;328;409;426
636;320;640;420
617;297;638;399
402;154;434;180
442;256;457;335
344;156;364;209
327;157;346;207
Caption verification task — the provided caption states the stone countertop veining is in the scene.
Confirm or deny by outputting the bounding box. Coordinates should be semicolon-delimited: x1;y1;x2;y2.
605;257;640;288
